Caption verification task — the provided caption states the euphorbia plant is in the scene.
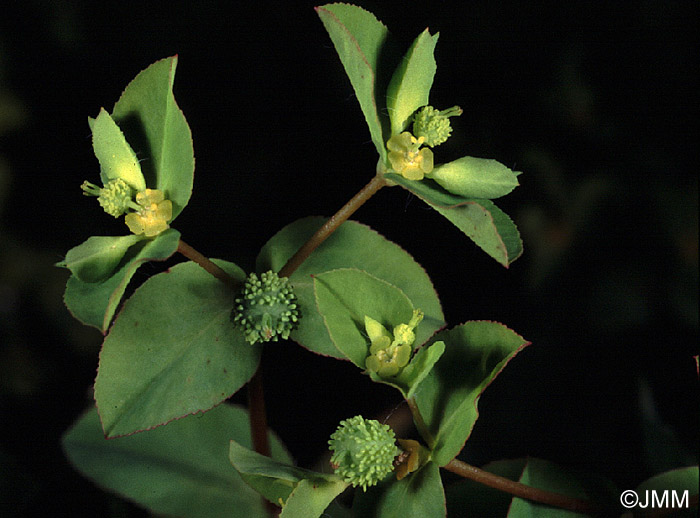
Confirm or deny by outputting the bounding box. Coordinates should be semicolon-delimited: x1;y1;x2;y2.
59;4;698;517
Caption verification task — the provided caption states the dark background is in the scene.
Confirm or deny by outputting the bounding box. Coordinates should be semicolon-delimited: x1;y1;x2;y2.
0;1;697;515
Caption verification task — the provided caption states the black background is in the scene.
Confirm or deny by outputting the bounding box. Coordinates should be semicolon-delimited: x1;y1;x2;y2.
0;1;697;515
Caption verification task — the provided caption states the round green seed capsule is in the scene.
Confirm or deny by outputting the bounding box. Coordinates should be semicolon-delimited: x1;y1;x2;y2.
232;270;300;345
328;416;399;490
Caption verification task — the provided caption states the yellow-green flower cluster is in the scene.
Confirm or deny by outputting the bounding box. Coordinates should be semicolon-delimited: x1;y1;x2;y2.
365;309;424;377
387;132;434;180
81;178;134;218
412;105;462;147
82;178;173;238
124;189;173;237
328;416;399;491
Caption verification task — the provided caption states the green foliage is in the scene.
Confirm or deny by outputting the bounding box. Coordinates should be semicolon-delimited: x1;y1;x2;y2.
257;217;445;358
62;228;181;332
56;4;697;518
353;461;446;518
63;404;291;518
316;3;392;162
386;29;438;135
90;108;146;192
229;439;347;517
111;56;194;219
94;260;255;438
414;321;529;466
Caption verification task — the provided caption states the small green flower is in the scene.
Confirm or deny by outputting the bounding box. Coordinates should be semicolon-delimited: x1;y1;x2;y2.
81;178;134;218
328;416;399;490
387;132;434;180
124;189;173;237
364;309;424;377
232;271;300;345
412;105;462;147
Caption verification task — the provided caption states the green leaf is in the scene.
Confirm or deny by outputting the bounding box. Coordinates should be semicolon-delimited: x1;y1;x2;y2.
386;29;439;135
229;439;347;517
433;199;523;267
94;260;258;438
62;404;291;518
112;56;194;219
314;268;414;367
386;174;523;267
371;340;445;399
353;461;445;518
257;217;444;359
58;235;142;283
90;108;146;191
414;321;529;466
63;228;181;332
429;156;519;199
316;4;392;161
508;458;592;517
635;466;699;517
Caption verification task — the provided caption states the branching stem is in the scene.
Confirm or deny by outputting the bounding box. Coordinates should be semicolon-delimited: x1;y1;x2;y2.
177;239;241;289
278;174;387;278
443;458;602;515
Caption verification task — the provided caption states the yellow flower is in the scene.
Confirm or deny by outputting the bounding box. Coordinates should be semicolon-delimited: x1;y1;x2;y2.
387;132;434;180
364;309;424;378
124;189;172;237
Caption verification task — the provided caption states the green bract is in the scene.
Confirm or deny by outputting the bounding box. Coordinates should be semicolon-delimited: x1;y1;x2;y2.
232;271;300;345
328;416;399;491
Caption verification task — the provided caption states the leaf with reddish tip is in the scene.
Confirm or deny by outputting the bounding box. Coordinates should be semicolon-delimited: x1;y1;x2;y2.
386;174;523;267
63;228;181;333
94;259;256;438
316;4;395;162
414;321;529;466
63;404;291;518
112;56;194;220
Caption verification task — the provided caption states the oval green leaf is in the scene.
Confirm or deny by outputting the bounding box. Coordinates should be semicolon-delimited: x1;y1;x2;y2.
112;56;194;220
256;217;444;359
385;174;523;267
94;260;258;438
373;340;445;400
353;461;445;518
386;29;439;135
63;228;181;332
316;4;393;161
429;156;519;199
414;321;529;466
62;404;291;518
314;268;414;367
90;108;146;191
229;439;347;518
58;235;142;283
